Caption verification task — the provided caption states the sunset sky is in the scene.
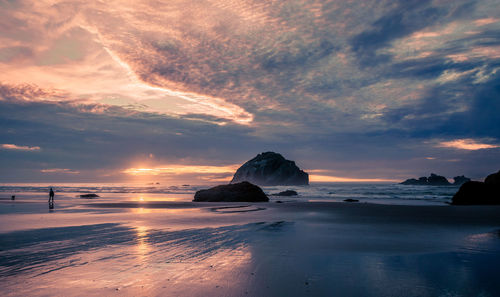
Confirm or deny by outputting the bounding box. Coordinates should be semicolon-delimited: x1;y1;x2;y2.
1;0;499;184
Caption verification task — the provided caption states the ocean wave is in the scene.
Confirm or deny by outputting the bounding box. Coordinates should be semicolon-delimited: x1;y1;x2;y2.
0;183;457;204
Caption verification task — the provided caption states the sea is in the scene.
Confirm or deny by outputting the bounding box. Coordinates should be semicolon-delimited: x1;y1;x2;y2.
0;182;460;205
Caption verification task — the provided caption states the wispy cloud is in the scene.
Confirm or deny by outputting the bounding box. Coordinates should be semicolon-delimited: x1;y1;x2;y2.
1;144;40;151
437;139;499;150
41;168;80;174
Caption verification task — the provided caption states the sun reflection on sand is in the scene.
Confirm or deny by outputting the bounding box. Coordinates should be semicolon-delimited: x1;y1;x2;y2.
135;225;151;263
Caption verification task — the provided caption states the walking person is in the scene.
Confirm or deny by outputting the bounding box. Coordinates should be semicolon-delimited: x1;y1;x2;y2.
49;187;55;209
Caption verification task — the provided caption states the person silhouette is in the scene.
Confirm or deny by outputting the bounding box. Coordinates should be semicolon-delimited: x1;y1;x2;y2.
49;187;54;209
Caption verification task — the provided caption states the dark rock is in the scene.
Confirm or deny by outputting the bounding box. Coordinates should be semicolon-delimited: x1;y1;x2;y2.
485;170;500;185
451;170;500;205
79;193;99;198
452;175;471;186
230;152;309;186
401;178;427;185
427;173;451;185
343;199;359;202
193;181;269;202
271;190;298;196
401;173;450;186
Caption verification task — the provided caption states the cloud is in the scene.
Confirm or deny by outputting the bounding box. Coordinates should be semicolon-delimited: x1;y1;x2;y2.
41;168;80;174
437;139;499;150
1;0;500;182
1;144;40;151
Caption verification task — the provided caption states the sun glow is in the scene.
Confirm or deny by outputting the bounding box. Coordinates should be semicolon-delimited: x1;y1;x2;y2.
310;175;398;183
123;164;240;176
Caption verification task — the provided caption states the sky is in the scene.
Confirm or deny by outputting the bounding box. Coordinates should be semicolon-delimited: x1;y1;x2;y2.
1;0;499;184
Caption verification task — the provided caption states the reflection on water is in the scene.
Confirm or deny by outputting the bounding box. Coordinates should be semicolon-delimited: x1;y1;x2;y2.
0;221;499;296
135;226;150;263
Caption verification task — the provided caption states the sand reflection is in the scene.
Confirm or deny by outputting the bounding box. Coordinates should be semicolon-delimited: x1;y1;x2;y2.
134;225;151;262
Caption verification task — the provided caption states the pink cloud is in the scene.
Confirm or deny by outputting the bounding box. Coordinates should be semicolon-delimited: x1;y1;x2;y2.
474;18;499;26
437;139;499;150
1;144;41;151
40;168;80;174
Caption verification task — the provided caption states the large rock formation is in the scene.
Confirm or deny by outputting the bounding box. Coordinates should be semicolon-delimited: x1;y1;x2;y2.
193;181;269;202
401;173;451;186
452;170;500;205
230;152;309;186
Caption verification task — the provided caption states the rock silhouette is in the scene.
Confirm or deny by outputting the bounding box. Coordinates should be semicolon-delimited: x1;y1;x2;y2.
193;181;269;202
401;173;451;186
271;190;298;196
452;175;471;186
79;193;100;198
231;152;309;186
451;170;500;205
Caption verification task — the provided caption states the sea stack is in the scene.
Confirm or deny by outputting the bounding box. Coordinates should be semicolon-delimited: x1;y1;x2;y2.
230;152;309;186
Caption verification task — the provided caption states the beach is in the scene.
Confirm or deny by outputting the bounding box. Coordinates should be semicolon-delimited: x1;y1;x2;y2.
1;193;500;297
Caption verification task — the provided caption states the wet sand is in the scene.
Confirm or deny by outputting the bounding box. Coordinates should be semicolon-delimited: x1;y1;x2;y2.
1;198;500;296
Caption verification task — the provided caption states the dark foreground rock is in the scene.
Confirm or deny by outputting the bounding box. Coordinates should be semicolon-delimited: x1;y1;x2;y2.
193;182;269;202
452;170;500;205
401;173;451;186
271;190;298;196
230;152;309;186
79;193;99;198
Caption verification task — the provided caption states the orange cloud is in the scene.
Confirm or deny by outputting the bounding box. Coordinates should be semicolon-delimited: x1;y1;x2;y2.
310;175;398;183
474;18;499;26
41;168;80;174
1;144;40;151
437;139;499;150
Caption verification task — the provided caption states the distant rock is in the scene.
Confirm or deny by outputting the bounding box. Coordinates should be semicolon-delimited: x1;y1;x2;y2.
230;152;309;186
401;177;428;185
343;199;359;202
452;175;471;186
193;181;269;202
427;173;451;185
401;173;451;186
80;193;99;198
271;190;298;196
452;170;500;205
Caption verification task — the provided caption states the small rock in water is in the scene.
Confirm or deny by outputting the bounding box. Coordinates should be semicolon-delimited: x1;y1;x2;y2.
79;193;99;198
271;190;298;196
344;199;359;202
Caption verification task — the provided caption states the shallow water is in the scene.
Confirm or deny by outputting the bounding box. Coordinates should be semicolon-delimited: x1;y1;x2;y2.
0;182;460;205
1;197;499;297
